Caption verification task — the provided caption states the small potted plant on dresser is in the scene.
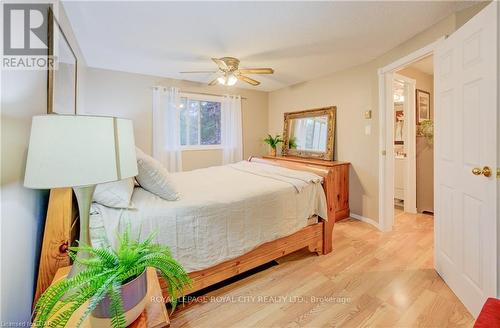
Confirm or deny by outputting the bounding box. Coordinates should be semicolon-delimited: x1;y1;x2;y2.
263;134;283;157
33;229;191;328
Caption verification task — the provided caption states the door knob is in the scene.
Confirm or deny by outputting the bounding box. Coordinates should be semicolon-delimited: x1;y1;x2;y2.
482;166;492;177
472;166;492;177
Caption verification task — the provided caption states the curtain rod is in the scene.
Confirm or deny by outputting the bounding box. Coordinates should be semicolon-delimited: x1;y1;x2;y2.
152;86;247;100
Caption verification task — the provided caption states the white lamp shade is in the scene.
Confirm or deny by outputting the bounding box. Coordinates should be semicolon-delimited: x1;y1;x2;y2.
24;115;138;189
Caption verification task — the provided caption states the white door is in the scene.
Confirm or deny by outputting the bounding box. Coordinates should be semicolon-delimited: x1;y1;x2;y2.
434;1;497;317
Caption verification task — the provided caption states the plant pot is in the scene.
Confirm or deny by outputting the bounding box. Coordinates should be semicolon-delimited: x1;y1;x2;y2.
269;148;277;157
90;269;148;327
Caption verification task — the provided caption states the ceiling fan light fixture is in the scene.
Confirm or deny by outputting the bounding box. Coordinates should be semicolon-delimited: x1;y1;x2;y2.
217;76;227;85
226;74;237;86
189;57;273;87
217;73;237;86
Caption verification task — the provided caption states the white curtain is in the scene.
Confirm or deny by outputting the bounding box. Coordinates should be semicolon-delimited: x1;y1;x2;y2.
152;86;183;172
221;95;243;164
295;119;308;149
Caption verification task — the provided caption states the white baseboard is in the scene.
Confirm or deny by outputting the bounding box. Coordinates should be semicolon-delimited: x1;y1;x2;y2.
349;213;381;231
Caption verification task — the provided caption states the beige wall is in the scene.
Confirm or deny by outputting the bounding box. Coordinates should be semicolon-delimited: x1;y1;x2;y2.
456;1;490;28
268;4;485;222
269;64;378;219
398;66;434;213
83;68;268;170
397;66;434;119
1;69;49;323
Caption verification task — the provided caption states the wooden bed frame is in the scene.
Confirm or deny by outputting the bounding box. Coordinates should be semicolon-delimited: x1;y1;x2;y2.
34;156;349;304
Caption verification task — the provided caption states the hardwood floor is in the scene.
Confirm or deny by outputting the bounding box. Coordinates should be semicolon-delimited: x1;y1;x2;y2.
170;213;474;327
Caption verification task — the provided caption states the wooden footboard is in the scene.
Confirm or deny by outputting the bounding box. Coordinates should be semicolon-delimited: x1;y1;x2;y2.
248;156;349;253
34;156;348;305
160;221;324;297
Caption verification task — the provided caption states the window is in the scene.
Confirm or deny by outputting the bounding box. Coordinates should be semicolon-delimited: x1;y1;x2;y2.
179;94;222;149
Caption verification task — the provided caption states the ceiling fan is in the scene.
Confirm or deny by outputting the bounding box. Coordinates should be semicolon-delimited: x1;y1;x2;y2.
180;57;274;87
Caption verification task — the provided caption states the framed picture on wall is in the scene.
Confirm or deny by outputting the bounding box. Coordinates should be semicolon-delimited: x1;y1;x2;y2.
47;8;77;114
416;89;430;123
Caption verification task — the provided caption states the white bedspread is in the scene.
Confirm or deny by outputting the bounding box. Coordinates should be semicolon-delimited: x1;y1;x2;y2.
90;161;327;272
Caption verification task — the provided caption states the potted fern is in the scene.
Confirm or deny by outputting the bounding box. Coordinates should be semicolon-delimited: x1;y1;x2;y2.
33;230;191;328
263;134;283;157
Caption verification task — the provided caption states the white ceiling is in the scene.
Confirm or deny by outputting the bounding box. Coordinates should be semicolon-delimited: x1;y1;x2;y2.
63;1;475;91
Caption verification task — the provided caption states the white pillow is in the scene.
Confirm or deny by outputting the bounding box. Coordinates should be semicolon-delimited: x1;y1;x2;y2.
135;148;180;201
93;178;135;208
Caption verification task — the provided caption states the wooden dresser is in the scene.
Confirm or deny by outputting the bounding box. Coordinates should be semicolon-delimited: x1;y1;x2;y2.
259;155;350;222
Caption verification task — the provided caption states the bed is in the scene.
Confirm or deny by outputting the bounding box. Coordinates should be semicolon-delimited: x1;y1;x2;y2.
90;161;327;272
34;156;349;302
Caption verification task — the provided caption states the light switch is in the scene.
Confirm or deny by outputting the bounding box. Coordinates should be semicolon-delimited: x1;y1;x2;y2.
365;125;371;135
364;110;372;119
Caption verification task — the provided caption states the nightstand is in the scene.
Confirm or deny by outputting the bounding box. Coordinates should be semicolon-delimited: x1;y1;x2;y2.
46;267;170;328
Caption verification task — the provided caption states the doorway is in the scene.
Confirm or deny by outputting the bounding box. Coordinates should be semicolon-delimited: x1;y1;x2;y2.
377;39;440;232
392;57;435;233
380;51;436;230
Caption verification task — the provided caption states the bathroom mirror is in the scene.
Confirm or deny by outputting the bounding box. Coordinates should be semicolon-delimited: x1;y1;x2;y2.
283;107;336;160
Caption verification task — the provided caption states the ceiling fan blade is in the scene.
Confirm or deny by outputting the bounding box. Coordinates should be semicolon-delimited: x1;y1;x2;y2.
238;75;260;86
238;68;274;74
208;78;219;86
212;58;228;71
180;70;217;74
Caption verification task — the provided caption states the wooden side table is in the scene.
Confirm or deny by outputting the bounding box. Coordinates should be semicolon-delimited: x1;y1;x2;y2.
45;267;170;328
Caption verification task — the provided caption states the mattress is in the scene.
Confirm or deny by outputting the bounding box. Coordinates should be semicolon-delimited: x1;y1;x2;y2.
90;161;328;272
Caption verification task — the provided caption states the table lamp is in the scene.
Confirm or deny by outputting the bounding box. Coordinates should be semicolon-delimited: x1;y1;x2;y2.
24;115;138;274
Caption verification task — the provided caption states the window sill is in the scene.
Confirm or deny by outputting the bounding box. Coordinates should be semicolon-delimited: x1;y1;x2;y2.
181;145;223;151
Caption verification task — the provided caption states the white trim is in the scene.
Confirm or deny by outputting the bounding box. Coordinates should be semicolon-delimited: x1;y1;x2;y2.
377;71;387;231
378;70;396;231
379;37;445;74
350;213;381;230
378;38;443;231
181;144;222;151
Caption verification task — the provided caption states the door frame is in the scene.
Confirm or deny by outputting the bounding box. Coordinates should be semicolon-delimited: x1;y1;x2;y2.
393;73;417;214
378;37;444;231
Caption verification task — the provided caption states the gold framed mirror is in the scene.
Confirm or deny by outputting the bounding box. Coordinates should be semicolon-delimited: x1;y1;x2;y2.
283;106;336;160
